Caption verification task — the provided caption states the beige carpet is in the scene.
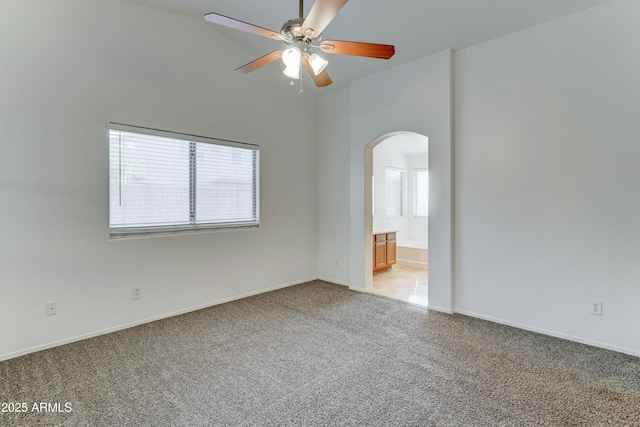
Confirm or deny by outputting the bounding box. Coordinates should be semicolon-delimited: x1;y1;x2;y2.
1;280;639;426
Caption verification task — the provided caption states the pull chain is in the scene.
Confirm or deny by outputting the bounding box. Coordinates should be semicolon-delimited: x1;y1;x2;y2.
299;69;304;94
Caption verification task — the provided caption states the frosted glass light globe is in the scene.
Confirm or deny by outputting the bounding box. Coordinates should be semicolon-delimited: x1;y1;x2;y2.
308;53;328;75
282;48;301;67
283;65;300;79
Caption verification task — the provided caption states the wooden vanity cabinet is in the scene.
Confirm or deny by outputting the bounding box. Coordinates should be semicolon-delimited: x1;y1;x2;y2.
387;234;396;266
373;232;396;272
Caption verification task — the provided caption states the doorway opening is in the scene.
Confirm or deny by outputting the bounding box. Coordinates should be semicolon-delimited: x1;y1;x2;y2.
367;132;429;306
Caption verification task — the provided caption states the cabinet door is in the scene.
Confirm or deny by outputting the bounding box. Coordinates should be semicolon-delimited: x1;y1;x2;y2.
386;239;396;265
374;241;387;270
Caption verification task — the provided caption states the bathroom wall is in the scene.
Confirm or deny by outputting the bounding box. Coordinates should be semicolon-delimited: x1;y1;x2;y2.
372;139;409;241
372;144;428;245
407;154;429;246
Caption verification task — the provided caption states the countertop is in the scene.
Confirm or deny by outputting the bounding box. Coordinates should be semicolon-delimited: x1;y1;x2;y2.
373;228;399;235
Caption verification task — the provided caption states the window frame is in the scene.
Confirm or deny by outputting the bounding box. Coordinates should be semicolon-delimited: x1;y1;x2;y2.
414;168;429;218
385;166;406;219
108;123;260;239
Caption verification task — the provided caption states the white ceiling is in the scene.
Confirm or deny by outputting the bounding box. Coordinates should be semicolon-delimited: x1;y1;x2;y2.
121;0;611;93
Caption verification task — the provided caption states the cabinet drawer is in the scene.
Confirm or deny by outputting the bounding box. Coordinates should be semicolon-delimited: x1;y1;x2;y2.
374;233;387;242
387;232;396;241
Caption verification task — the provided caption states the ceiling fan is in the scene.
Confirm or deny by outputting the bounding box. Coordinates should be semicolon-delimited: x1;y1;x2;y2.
204;0;395;90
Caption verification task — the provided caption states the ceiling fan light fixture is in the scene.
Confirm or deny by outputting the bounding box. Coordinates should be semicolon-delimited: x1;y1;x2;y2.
283;65;301;80
204;0;395;90
281;47;301;68
308;53;328;75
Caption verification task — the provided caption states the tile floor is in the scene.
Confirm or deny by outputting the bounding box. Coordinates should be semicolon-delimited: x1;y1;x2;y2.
372;264;428;307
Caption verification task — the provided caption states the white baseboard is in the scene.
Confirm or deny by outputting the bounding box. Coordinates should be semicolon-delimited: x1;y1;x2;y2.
317;276;350;287
0;277;317;362
455;309;640;358
426;304;454;314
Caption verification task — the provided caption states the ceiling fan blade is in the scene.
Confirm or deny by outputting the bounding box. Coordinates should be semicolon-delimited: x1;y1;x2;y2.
204;12;284;40
302;56;332;87
234;50;284;74
319;40;395;59
301;0;348;38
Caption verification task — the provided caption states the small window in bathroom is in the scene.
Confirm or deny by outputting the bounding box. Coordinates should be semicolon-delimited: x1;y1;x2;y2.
385;167;405;218
414;169;428;217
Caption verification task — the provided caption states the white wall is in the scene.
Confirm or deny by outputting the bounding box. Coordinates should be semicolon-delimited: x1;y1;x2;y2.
454;0;640;355
372;144;429;244
0;0;318;360
317;88;351;286
318;0;640;356
407;154;429;245
352;52;453;306
317;51;453;308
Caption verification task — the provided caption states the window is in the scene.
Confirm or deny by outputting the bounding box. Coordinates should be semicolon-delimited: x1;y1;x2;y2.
385;167;405;218
108;123;259;238
414;169;429;217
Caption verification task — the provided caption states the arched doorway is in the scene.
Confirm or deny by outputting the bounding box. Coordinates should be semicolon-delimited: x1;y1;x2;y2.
365;132;429;305
349;125;453;314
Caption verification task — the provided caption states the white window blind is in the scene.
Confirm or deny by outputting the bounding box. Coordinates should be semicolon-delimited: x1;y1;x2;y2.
385;167;405;218
109;123;259;238
414;169;429;217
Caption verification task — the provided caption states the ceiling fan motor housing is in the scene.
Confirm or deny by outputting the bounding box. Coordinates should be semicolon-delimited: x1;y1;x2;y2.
281;18;305;38
281;18;323;46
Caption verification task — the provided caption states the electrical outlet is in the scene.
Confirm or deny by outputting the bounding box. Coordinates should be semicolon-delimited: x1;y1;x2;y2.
132;287;142;300
46;302;57;316
590;301;603;316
